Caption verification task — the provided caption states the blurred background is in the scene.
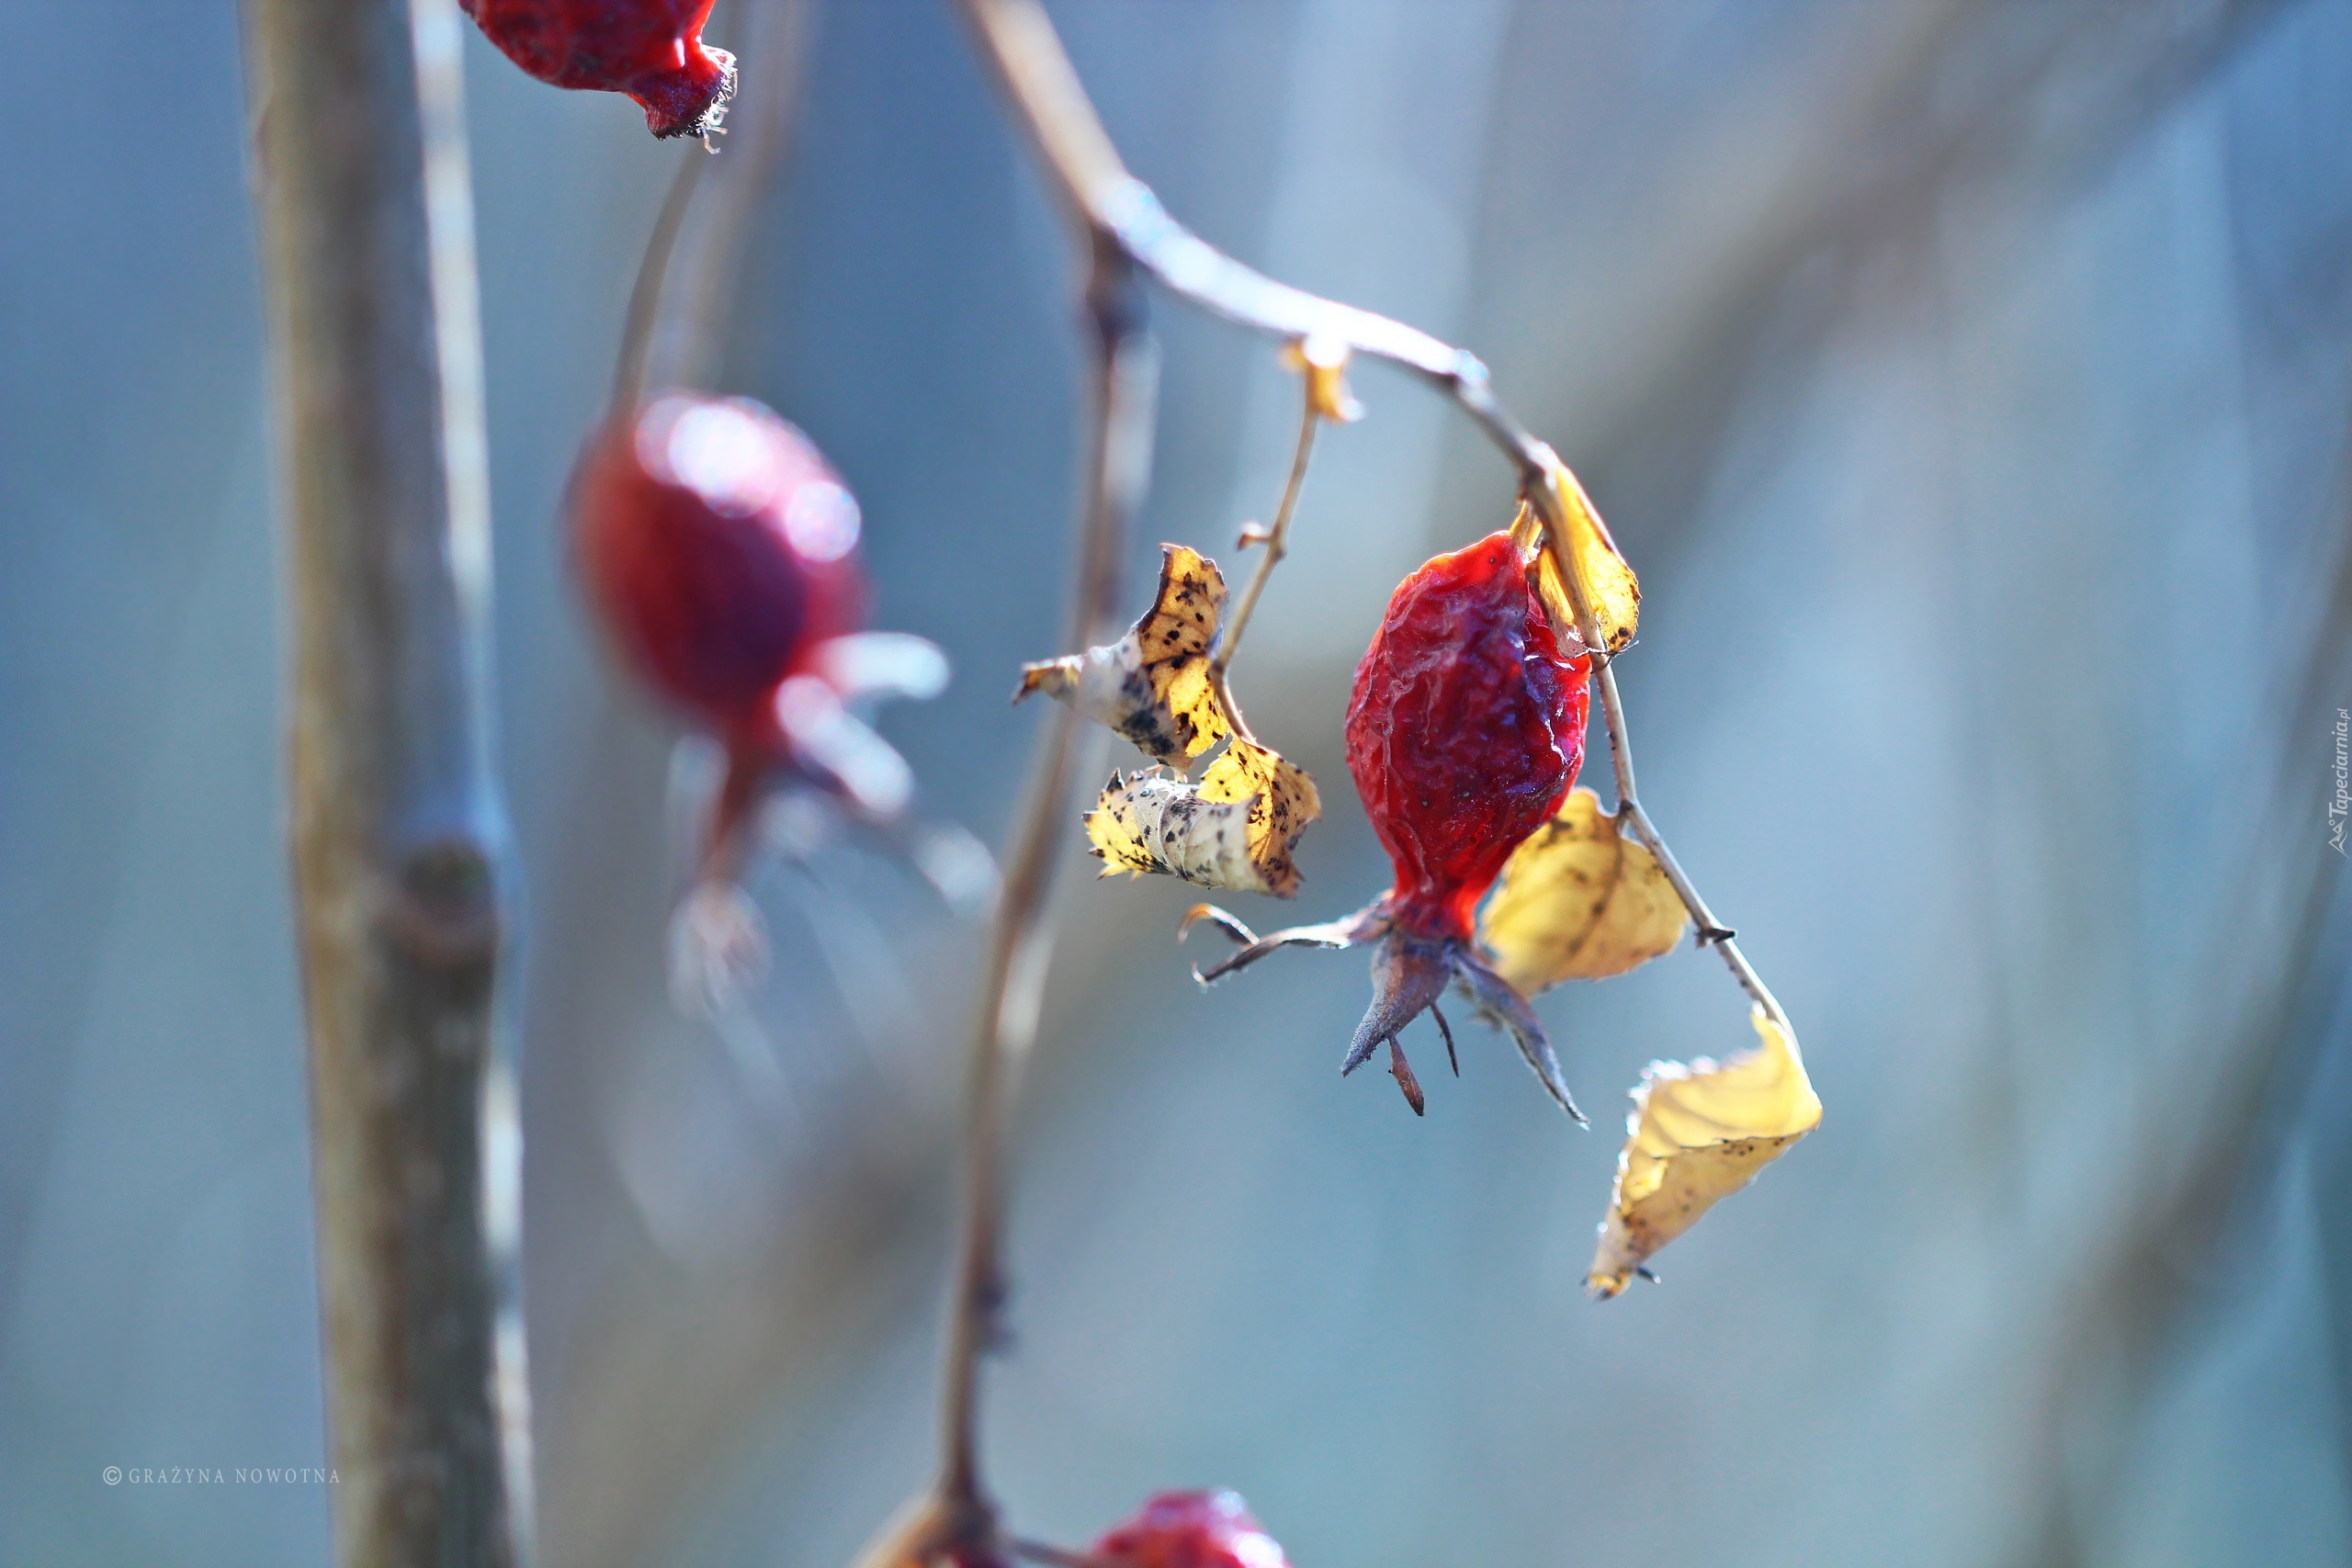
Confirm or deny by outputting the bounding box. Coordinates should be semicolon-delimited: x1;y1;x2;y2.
4;0;2349;1563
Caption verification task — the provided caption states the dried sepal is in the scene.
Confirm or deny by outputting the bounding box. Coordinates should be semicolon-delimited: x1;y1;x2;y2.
1088;738;1320;897
1517;455;1639;653
1589;1007;1822;1299
1282;333;1365;423
1478;786;1686;992
1017;544;1230;770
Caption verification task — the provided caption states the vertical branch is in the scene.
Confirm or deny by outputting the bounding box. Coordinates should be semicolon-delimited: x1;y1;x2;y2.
938;230;1158;1529
644;0;820;395
242;0;531;1562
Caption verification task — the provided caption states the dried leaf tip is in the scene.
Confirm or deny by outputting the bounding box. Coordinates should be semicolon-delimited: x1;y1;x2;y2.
1017;544;1229;771
1516;454;1639;655
1588;1007;1821;1300
1478;787;1685;992
1282;333;1364;424
1087;739;1320;897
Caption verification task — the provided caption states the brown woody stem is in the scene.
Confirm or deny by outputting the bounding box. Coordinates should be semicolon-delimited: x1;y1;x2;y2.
242;0;534;1560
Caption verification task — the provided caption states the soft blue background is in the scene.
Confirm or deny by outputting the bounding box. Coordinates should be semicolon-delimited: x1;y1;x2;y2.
2;1;2348;1564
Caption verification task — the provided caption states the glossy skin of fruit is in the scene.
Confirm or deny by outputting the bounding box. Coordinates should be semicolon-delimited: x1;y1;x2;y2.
572;393;866;751
1344;530;1589;941
1092;1491;1291;1568
459;0;736;139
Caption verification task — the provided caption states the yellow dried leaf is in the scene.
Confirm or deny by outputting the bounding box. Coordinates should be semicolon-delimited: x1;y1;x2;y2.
1086;739;1320;897
1589;1008;1821;1299
1282;333;1365;423
1018;545;1230;770
1526;457;1638;654
1478;787;1685;992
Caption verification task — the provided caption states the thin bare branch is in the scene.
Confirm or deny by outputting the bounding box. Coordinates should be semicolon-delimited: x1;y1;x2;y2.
1208;389;1320;743
611;0;817;412
646;0;820;392
934;227;1158;1531
241;0;532;1560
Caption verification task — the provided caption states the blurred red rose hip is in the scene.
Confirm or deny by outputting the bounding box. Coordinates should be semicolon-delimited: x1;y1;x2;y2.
572;392;866;749
1093;1490;1292;1568
459;0;736;140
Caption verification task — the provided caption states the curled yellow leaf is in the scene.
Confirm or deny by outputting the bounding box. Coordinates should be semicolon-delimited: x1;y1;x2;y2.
1589;1007;1821;1299
1519;455;1638;654
1086;739;1321;897
1018;544;1230;770
1478;787;1686;992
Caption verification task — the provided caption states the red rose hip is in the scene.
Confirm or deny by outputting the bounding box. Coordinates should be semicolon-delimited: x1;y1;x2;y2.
1345;530;1588;942
573;393;958;1013
460;0;736;140
573;393;865;748
1093;1491;1292;1568
1185;528;1592;1118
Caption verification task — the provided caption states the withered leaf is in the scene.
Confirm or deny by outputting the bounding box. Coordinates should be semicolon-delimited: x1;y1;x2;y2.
1087;738;1321;897
1521;457;1639;654
1281;333;1365;423
1588;1007;1821;1300
1479;787;1686;992
1018;544;1230;771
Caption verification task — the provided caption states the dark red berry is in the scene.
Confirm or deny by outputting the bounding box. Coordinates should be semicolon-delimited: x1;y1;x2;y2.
1186;529;1591;1119
1093;1491;1292;1568
1344;530;1589;941
572;392;866;750
459;0;736;140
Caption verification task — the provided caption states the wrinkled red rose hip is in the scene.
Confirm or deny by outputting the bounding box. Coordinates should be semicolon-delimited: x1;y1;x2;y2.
1093;1490;1293;1568
1185;528;1592;1119
1345;529;1589;942
459;0;736;140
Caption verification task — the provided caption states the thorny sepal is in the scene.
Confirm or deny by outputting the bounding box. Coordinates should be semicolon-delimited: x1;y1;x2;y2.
1477;786;1687;992
1182;899;1583;1121
1588;1006;1821;1299
1087;739;1320;897
1017;544;1229;771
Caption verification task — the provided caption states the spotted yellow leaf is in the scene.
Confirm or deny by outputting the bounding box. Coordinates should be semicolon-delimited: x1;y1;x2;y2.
1515;454;1638;654
1017;544;1229;771
1478;787;1685;992
1589;1007;1821;1299
1086;738;1320;897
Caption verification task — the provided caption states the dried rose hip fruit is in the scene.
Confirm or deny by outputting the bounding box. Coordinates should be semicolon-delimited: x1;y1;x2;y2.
1347;530;1589;942
573;393;955;1010
1185;529;1592;1118
1093;1490;1292;1568
460;0;736;141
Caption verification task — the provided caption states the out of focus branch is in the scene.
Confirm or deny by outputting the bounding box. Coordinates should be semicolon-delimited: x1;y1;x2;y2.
930;240;1157;1541
241;0;532;1562
615;0;819;412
